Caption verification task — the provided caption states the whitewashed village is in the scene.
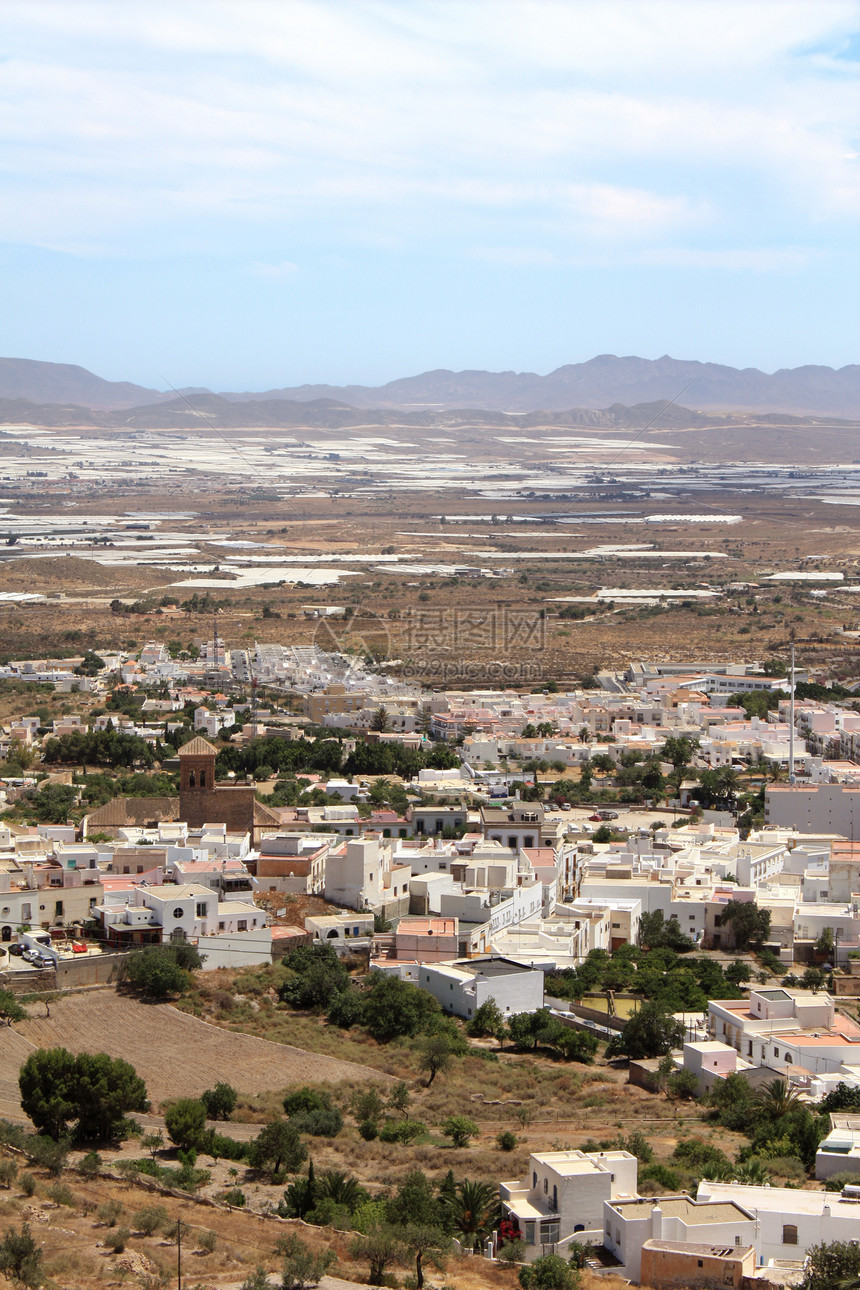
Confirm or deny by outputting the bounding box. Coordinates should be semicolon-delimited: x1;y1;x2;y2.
3;637;860;1289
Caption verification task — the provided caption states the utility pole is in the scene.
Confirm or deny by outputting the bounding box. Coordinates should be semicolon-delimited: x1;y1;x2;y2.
789;629;796;785
177;1218;182;1290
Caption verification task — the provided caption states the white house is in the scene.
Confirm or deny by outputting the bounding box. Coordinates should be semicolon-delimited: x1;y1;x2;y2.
604;1195;756;1282
501;1150;638;1262
413;955;543;1020
696;1179;860;1263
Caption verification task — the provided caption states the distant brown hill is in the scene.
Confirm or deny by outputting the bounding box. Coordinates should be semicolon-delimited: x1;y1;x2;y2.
0;357;168;410
224;354;860;417
2;353;860;418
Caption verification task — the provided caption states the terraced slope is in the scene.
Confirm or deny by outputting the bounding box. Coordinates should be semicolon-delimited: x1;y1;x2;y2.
5;991;381;1114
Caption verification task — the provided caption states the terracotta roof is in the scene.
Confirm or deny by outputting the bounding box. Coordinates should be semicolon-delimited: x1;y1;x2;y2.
177;736;219;757
86;797;179;828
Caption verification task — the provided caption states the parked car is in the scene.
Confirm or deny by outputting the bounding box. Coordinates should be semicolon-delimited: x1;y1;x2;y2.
20;949;36;963
588;813;602;822
599;810;619;820
8;944;24;956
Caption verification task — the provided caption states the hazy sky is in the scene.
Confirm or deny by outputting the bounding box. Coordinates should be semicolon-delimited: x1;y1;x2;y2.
2;1;859;389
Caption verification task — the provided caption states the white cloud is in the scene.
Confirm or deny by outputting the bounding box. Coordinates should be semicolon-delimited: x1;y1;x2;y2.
0;0;859;253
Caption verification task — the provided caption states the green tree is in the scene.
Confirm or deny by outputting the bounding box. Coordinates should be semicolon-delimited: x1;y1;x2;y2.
0;1223;42;1288
608;1003;685;1060
467;998;505;1039
721;900;771;950
370;706;391;732
18;1047;78;1140
201;1081;237;1121
362;974;440;1041
249;1119;307;1177
124;944;195;998
73;1052;149;1141
441;1115;479;1148
416;1030;461;1086
801;1241;860;1290
401;1223;451;1290
349;1225;403;1286
280;943;349;1010
388;1081;410;1117
444;1179;500;1247
19;1047;147;1142
164;1098;208;1150
278;1231;336;1290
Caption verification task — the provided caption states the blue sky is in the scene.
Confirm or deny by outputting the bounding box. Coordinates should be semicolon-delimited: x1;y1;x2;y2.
1;1;859;390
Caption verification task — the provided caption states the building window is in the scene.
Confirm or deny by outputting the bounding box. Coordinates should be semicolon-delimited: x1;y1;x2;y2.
173;908;184;919
532;1172;537;1188
543;1178;548;1193
54;901;63;917
524;1222;535;1246
196;903;208;917
783;1226;798;1246
540;1220;559;1245
238;920;247;931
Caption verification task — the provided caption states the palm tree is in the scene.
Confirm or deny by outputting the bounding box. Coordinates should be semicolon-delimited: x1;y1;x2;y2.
444;1180;500;1248
756;1077;803;1117
317;1169;366;1213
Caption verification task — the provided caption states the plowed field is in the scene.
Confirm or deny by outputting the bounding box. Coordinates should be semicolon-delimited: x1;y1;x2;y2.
4;990;381;1116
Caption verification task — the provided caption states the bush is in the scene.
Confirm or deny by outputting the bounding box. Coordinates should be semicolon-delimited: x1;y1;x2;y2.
518;1252;578;1290
198;1228;217;1252
283;1087;331;1118
378;1119;426;1145
49;1182;75;1207
134;1205;168;1236
78;1150;102;1179
289;1107;343;1138
667;1069;700;1100
441;1115;479;1148
221;1187;247;1207
105;1226;130;1254
0;1159;17;1189
19;1172;36;1197
359;1120;378;1141
124;944;198;998
98;1200;123;1228
497;1130;518;1151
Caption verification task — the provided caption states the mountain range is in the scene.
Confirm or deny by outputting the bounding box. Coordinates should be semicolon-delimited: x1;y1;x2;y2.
2;353;860;418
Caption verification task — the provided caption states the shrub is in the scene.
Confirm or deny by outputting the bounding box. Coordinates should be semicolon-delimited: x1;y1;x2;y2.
359;1120;378;1141
283;1087;331;1118
441;1115;479;1148
134;1205;168;1236
105;1226;130;1254
124;944;197;998
378;1119;426;1145
198;1228;217;1253
49;1182;75;1207
289;1107;343;1138
0;1159;17;1189
78;1150;102;1179
98;1200;123;1227
667;1069;700;1100
497;1130;518;1151
221;1187;247;1207
19;1172;36;1197
518;1252;578;1290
